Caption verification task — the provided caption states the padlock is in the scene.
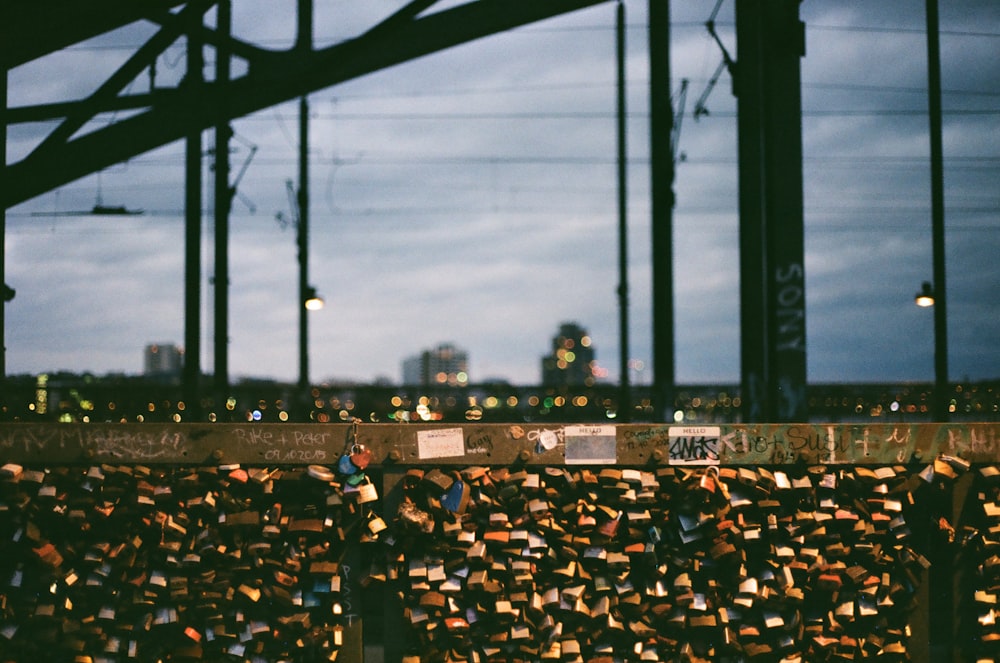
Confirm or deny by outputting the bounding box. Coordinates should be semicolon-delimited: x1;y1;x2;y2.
337;454;359;476
368;515;388;536
346;470;368;487
350;444;372;471
440;474;470;515
356;477;379;504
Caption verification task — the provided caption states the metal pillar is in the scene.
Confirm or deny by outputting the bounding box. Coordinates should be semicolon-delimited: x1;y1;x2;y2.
648;0;675;422
297;96;311;394
925;0;949;423
926;0;953;653
736;0;807;422
297;0;313;394
616;0;630;422
184;10;204;416
1;64;7;384
213;0;232;398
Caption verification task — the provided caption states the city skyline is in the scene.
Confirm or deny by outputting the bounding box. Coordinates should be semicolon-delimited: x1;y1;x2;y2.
4;1;999;387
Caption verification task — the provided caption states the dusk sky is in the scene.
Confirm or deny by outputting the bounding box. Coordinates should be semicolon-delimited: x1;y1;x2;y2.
4;0;999;387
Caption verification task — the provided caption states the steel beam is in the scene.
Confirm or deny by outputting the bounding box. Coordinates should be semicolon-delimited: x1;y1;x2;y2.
4;0;609;209
648;0;675;422
3;0;186;68
183;7;204;415
736;0;807;422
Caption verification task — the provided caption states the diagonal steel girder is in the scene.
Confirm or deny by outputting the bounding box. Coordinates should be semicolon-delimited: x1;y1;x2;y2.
3;0;187;69
4;0;610;209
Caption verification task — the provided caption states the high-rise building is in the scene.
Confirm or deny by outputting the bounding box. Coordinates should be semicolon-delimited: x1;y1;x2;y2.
541;322;595;386
144;343;183;379
402;343;470;386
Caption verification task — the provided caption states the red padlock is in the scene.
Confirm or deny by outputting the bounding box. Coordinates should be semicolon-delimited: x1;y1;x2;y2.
350;444;372;471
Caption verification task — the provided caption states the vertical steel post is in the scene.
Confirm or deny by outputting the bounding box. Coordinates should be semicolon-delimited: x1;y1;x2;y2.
736;0;807;422
297;95;310;394
184;10;204;417
736;1;768;422
297;0;313;401
213;0;232;399
925;0;949;423
648;0;675;422
926;0;953;656
762;0;807;422
1;63;7;384
616;0;630;421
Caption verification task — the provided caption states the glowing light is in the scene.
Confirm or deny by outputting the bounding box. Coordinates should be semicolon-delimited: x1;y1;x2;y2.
915;282;935;307
304;286;325;311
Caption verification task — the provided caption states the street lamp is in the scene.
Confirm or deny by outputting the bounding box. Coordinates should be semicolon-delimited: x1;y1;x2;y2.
304;286;324;311
915;282;935;308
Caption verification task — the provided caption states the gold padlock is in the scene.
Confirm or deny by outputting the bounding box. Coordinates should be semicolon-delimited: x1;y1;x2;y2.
357;477;379;504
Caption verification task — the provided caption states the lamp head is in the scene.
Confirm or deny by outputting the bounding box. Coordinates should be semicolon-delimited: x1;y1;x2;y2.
304;286;325;311
915;281;935;308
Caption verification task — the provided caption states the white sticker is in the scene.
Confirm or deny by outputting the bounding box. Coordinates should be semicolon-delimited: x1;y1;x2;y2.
417;428;466;459
667;426;721;465
564;425;617;465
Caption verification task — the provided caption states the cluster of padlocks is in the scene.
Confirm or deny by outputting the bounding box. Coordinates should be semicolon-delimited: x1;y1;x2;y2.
0;453;976;662
959;466;1000;662
0;460;383;662
385;460;967;663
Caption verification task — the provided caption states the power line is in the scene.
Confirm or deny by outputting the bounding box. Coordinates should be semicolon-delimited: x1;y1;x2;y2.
236;109;1000;122
808;23;1000;39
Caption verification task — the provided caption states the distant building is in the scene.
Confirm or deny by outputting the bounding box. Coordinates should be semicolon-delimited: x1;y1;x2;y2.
541;322;595;386
402;343;469;386
144;343;183;379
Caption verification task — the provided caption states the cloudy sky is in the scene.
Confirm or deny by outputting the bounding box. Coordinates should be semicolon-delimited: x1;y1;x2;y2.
5;0;999;387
